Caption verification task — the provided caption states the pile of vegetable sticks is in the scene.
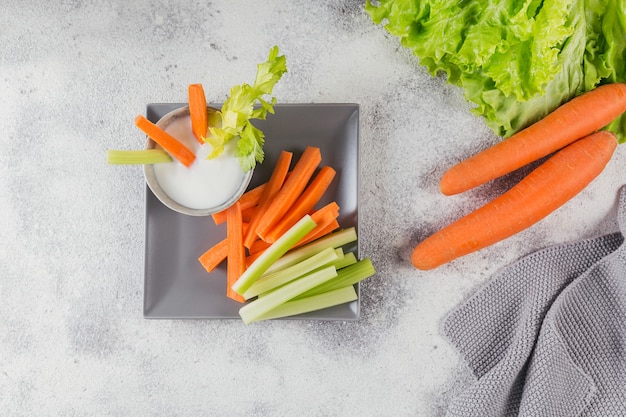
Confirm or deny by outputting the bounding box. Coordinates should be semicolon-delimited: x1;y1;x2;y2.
412;83;626;270
110;76;375;321
199;146;375;323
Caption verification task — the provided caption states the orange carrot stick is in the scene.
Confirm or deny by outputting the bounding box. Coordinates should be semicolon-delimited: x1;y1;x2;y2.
188;83;208;144
248;239;270;256
256;146;322;239
244;150;293;248
295;203;340;245
247;222;338;257
300;219;340;244
245;249;264;268
241;206;256;222
262;166;336;243
299;210;340;245
198;239;228;273
440;83;626;195
226;202;246;302
198;223;251;273
212;182;267;225
310;201;339;221
413;131;618;270
248;202;340;256
246;219;341;265
135;115;196;167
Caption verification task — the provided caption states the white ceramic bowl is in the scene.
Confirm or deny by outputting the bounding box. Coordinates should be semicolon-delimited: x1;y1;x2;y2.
143;106;253;216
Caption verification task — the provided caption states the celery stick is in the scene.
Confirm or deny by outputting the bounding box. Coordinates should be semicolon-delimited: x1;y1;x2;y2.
231;215;317;296
293;257;376;300
251;286;358;322
242;247;342;300
255;251;356;300
333;251;357;270
107;149;173;164
262;227;358;276
238;265;338;324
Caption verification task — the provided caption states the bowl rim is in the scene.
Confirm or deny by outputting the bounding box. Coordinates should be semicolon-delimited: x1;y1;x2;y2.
143;105;253;217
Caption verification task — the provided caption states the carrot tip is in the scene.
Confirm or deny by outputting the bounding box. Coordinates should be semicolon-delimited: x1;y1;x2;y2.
411;244;438;270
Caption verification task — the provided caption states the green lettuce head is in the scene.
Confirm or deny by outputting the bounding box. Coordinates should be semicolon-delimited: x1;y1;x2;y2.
366;0;626;141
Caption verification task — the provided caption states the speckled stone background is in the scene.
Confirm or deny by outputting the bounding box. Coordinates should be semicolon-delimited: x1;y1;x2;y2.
2;1;625;416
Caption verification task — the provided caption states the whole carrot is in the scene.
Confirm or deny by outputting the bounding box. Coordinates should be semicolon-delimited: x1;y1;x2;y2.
413;131;618;270
440;83;626;195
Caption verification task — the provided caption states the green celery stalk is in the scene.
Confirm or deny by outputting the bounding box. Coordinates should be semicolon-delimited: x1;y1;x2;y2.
333;251;357;270
107;149;172;164
238;265;338;324
261;227;358;276
231;215;317;296
255;250;356;299
293;257;376;300
242;247;343;300
251;286;358;323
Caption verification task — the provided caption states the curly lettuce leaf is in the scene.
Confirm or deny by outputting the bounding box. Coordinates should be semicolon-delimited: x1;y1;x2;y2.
366;0;626;141
205;46;287;171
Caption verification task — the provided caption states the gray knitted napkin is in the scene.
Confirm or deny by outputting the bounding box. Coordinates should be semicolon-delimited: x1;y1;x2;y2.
443;186;626;416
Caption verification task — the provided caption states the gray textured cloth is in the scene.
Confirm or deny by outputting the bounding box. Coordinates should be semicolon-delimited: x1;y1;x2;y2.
443;186;626;416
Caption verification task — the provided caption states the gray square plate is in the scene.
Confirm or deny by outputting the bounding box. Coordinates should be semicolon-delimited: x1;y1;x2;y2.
144;103;360;320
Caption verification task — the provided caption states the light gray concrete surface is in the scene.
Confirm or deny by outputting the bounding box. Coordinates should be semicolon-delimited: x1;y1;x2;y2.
2;1;624;416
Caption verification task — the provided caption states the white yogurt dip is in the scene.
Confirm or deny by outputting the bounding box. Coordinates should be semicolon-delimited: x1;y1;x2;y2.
152;112;246;210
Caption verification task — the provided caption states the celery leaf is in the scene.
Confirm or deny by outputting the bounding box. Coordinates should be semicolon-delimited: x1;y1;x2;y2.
205;46;287;171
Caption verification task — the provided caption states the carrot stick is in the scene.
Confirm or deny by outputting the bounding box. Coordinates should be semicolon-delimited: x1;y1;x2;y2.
244;150;293;248
248;239;271;256
246;219;340;265
440;83;626;195
245;249;264;268
256;146;322;239
299;215;340;245
198;239;228;273
413;131;618;270
310;201;339;220
188;83;208;144
212;182;267;225
302;202;339;237
242;206;256;222
262;166;336;243
226;202;246;302
198;223;251;273
295;203;340;246
248;202;340;256
303;219;340;243
135;115;196;167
